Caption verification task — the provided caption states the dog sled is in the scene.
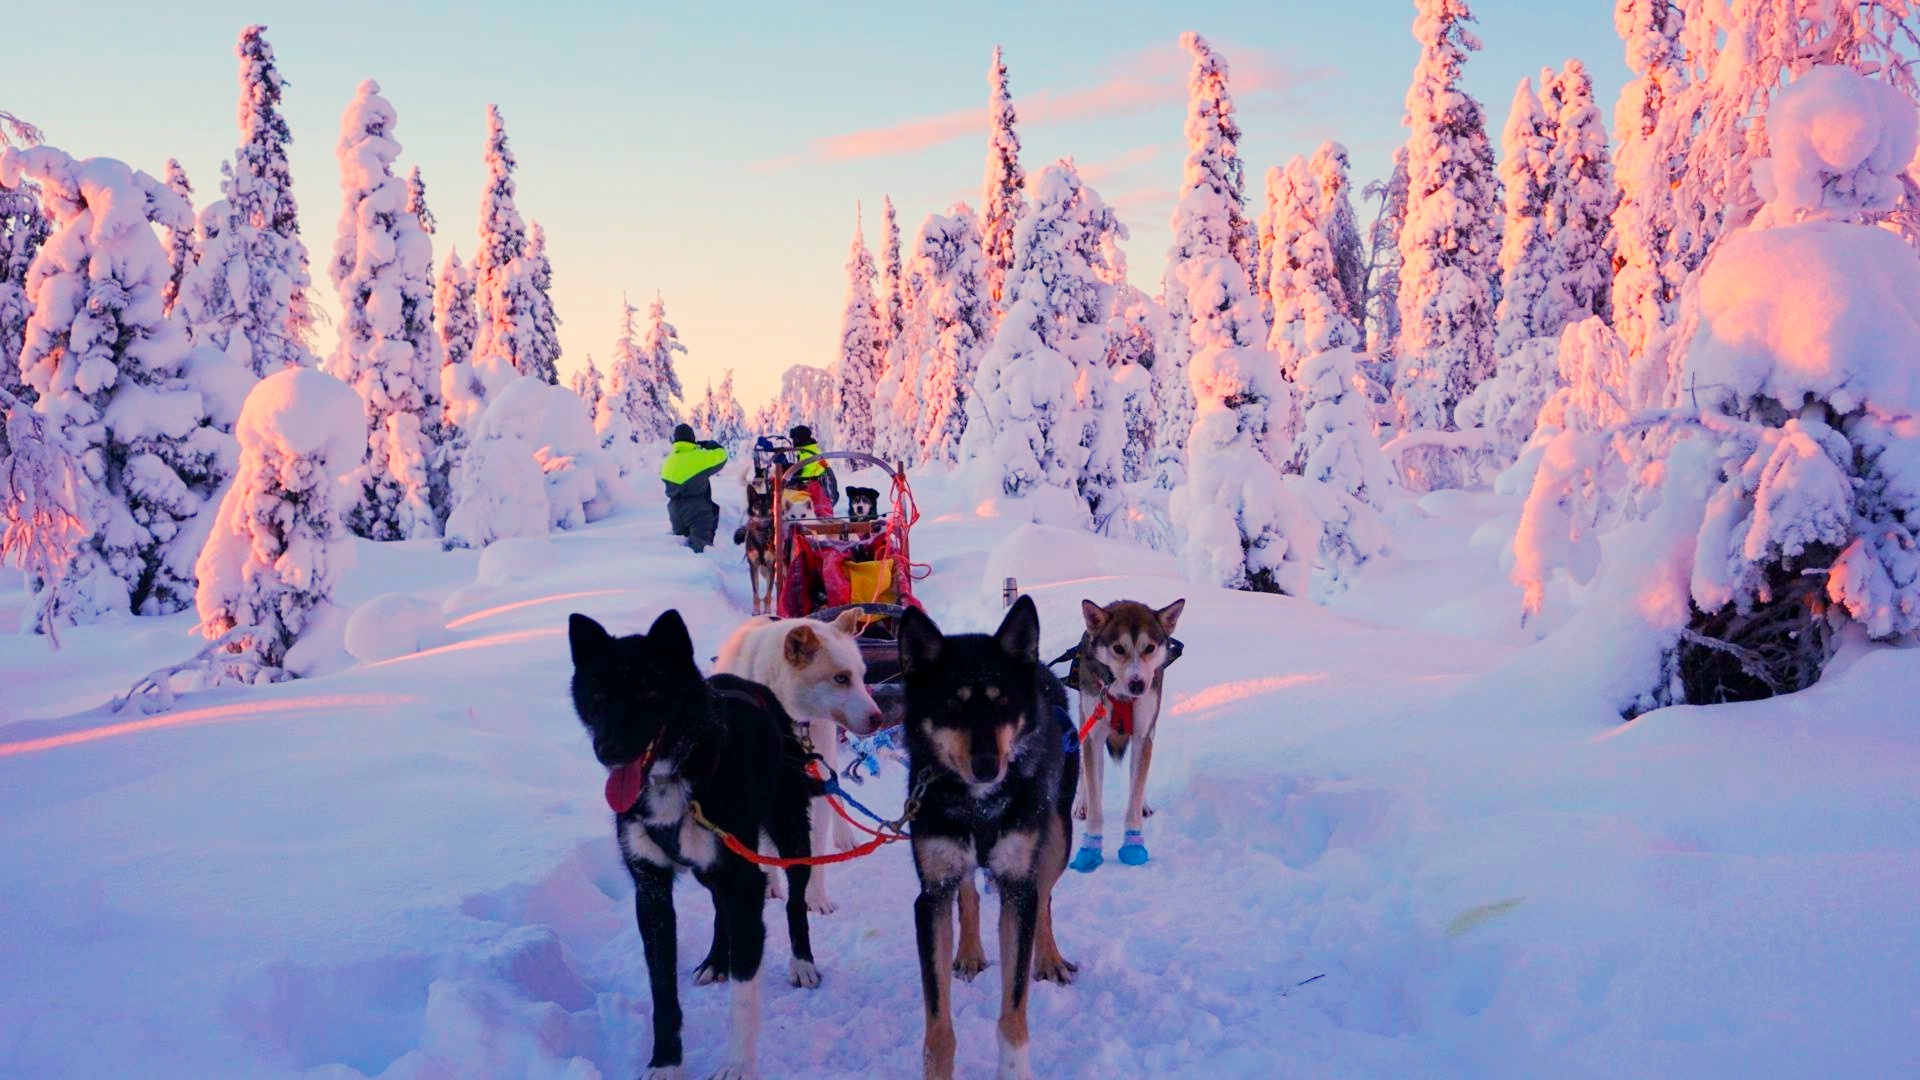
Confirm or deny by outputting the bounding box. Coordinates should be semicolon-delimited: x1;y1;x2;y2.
753;446;926;679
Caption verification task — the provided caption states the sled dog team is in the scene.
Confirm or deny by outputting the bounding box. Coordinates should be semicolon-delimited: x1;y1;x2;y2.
568;594;1185;1079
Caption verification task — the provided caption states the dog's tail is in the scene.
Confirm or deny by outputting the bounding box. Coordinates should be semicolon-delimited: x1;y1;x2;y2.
1105;731;1128;760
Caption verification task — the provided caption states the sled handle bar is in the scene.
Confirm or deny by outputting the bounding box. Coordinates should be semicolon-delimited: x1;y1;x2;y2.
778;451;902;484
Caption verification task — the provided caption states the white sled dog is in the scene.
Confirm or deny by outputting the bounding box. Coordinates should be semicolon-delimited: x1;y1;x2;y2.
716;610;885;914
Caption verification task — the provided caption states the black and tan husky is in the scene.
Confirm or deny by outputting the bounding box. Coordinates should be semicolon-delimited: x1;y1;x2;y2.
897;596;1080;1080
568;609;823;1079
731;475;777;615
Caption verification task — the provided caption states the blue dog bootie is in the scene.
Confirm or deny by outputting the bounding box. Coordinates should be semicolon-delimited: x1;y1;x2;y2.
1118;830;1149;866
1069;834;1104;873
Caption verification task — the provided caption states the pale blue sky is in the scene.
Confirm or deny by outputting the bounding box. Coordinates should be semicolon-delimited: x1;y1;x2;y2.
6;1;1625;409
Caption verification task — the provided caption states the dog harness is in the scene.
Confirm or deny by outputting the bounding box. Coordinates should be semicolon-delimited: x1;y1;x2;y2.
1050;637;1181;745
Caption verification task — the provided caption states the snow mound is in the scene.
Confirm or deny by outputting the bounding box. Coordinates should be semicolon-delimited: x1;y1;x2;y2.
476;537;560;586
344;593;449;663
1682;221;1920;416
1755;66;1918;219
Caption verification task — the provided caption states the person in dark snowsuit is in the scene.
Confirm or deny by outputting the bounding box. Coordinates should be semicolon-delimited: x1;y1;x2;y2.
660;423;729;552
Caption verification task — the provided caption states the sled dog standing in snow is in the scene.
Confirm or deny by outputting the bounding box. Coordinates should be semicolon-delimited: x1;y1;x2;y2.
1068;598;1185;871
568;610;823;1079
730;474;778;615
898;596;1079;1080
715;610;886;914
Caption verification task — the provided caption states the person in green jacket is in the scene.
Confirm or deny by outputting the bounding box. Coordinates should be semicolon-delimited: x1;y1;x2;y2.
660;423;729;552
790;425;836;516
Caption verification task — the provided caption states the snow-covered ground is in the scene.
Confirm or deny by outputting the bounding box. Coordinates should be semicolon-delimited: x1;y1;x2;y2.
3;468;1917;1078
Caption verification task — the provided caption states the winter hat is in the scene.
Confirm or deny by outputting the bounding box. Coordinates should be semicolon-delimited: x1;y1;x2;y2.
672;423;696;443
789;425;814;444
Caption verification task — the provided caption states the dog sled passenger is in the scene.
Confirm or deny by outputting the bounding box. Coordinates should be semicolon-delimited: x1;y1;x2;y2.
660;422;728;553
788;425;837;516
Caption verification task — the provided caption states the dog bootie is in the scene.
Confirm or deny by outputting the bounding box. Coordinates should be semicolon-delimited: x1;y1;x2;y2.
1069;834;1103;873
1118;830;1149;866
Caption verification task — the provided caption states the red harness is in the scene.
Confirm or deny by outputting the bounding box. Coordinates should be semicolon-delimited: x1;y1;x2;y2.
1076;695;1138;745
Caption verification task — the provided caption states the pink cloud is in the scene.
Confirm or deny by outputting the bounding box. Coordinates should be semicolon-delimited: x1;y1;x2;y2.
1076;144;1164;187
755;41;1337;171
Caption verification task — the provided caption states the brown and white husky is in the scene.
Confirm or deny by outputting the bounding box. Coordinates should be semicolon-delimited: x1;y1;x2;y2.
1068;598;1184;871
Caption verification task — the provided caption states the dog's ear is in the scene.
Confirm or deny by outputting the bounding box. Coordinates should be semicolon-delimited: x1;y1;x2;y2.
784;624;822;667
1156;598;1186;633
897;606;945;676
646;609;696;664
1080;599;1107;632
994;595;1040;666
831;609;863;636
568;613;611;666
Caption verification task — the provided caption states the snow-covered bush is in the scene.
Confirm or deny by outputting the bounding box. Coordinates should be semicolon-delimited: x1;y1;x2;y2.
3;146;230;622
1;387;96;639
195;368;362;668
1170;256;1313;595
327;80;444;542
1289;347;1393;596
449;377;625;547
1517;66;1920;711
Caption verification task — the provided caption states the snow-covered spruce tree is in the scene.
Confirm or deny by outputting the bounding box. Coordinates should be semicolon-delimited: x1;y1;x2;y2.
1291;346;1393;597
0;163;47;410
179;175;244;357
227;25;318;376
1517;68;1920;711
1255;167;1280;329
1169;255;1312;595
1361;147;1409;365
1491;76;1558;356
598;294;682;474
406;165;435;235
835;210;884;454
912;205;992;465
160;159;195;319
639;294;686;434
965;162;1120;517
1310;141;1368;335
709;368;748;450
521;221;561;385
1155;31;1254;490
3;147;228;621
981;46;1026;316
1543;60;1615;329
436;249;486;436
326;80;445;542
1098;225;1161;483
1391;0;1501;489
473;105;541;378
1267;156;1362;383
880;195;905;352
756;364;835;440
1609;0;1691;377
570;353;605;420
195;368;362;669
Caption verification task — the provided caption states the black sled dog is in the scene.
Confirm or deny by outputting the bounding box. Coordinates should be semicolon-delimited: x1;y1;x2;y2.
568;609;822;1079
897;596;1080;1080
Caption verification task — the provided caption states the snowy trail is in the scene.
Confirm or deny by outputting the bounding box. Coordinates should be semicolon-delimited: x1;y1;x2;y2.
4;491;1919;1078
